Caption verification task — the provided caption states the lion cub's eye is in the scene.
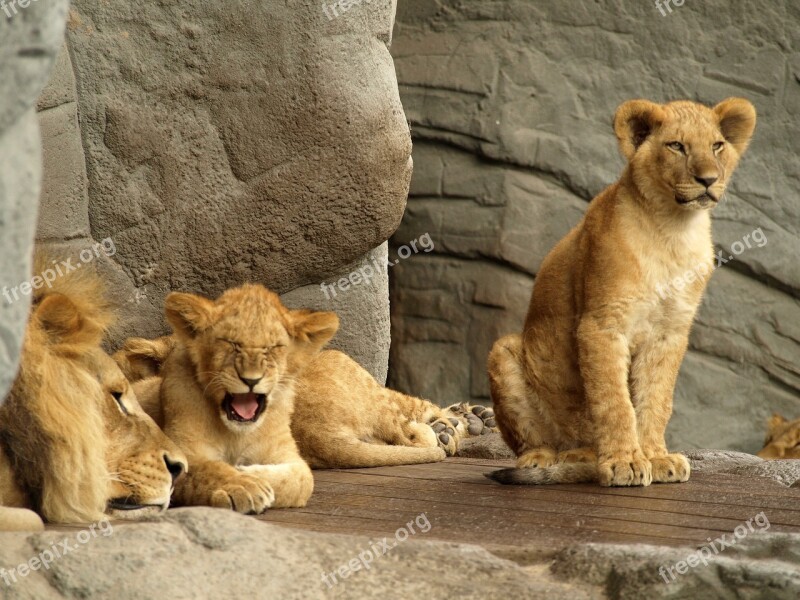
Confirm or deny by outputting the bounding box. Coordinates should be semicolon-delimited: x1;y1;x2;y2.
111;390;129;415
712;141;724;152
667;141;685;153
220;339;240;351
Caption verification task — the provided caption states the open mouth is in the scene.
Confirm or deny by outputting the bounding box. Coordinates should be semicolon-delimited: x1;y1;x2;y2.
222;392;268;423
107;497;161;512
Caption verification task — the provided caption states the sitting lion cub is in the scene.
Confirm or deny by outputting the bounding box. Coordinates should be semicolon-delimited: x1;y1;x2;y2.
487;98;756;487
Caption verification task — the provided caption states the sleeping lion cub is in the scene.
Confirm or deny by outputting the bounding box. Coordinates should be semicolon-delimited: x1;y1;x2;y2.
135;284;496;513
487;98;756;487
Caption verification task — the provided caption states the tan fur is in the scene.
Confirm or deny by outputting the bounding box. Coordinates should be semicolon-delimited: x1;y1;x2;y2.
0;257;187;527
156;284;331;512
113;335;175;382
119;300;497;474
758;414;800;459
487;98;756;487
291;350;483;468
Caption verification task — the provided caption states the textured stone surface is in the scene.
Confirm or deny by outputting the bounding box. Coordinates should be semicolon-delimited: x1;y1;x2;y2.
0;0;69;404
682;449;764;474
30;1;412;381
282;243;392;384
552;533;800;600
65;0;411;294
684;449;800;487
457;433;515;460
0;508;593;599
1;506;797;598
388;0;800;452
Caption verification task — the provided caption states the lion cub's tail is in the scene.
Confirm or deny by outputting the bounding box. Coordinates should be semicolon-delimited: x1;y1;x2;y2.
486;463;598;485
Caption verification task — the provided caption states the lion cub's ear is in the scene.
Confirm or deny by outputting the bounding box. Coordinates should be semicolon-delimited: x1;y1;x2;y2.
613;99;665;160
713;97;756;155
767;413;787;434
289;309;339;351
164;292;216;339
36;293;104;346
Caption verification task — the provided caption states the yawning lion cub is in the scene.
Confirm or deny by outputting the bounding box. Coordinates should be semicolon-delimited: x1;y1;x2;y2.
142;284;496;514
487;98;756;487
158;285;331;512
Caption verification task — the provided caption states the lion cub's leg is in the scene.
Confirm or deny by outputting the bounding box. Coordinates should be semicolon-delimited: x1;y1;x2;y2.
389;404;459;456
382;389;464;455
237;461;313;508
488;334;561;469
393;418;458;456
577;320;652;487
630;332;692;484
174;461;275;514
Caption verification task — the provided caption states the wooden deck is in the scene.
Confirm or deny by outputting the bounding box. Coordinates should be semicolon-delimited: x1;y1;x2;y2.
259;457;800;560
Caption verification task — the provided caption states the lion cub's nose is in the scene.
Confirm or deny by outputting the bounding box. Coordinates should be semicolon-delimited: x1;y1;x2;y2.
164;454;187;483
694;175;718;188
239;376;262;390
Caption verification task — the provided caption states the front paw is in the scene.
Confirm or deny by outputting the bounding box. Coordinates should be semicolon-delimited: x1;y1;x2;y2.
209;473;275;514
650;453;690;483
598;451;652;487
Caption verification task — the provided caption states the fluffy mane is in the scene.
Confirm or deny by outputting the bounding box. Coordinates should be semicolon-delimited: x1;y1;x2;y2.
0;252;115;523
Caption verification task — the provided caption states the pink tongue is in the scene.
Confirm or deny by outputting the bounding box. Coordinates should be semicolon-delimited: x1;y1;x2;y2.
231;393;259;420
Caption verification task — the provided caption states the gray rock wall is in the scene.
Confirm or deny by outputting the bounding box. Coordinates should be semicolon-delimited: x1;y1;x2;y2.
0;0;69;403
32;0;410;382
388;0;800;452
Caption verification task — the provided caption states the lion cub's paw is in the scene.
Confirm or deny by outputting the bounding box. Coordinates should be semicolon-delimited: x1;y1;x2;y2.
556;448;596;464
445;403;498;436
430;418;458;456
517;448;557;469
209;472;275;514
650;453;690;483
598;452;652;487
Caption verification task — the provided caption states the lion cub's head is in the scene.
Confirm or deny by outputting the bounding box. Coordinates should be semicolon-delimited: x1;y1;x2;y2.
757;414;800;460
614;97;756;210
165;284;339;432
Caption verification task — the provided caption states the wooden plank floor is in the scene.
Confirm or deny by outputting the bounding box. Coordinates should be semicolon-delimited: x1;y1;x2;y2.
259;457;800;558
